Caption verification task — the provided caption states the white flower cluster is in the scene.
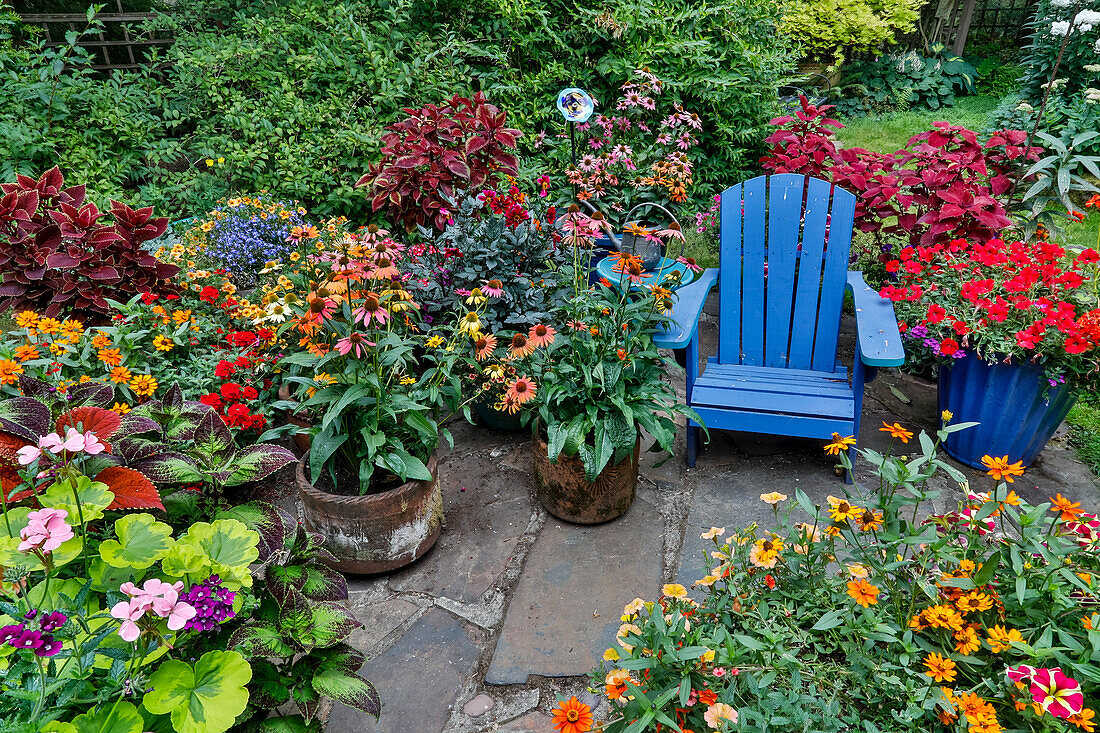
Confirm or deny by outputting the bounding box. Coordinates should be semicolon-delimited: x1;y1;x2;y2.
1085;87;1100;103
1049;9;1100;35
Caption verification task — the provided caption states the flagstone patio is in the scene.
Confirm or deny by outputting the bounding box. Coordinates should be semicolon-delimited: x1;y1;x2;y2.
277;303;1100;733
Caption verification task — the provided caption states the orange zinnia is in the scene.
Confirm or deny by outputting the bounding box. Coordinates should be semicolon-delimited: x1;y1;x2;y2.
879;421;913;443
981;455;1025;483
824;433;856;455
847;579;880;607
551;696;593;733
97;348;123;367
1051;493;1084;521
12;344;39;362
924;652;957;683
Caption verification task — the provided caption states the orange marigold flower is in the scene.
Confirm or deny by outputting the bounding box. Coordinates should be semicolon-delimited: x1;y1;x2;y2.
981;454;1025;483
824;433;856;455
97;348;123;367
879;421;913;442
0;359;23;386
1051;493;1084;521
924;652;957;683
987;624;1024;653
551;696;593;733
847;579;880;607
12;344;39;363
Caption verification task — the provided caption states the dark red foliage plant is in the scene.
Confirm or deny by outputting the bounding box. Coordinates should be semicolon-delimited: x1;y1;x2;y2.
358;93;521;232
760;97;1039;251
0;167;178;322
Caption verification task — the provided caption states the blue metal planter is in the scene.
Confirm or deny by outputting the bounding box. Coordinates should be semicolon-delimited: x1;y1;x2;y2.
938;352;1077;469
588;236;616;285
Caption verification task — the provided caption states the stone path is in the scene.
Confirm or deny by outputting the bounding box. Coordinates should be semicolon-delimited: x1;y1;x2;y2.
284;305;1100;733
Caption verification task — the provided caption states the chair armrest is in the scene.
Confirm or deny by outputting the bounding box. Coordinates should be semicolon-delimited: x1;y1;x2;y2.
654;268;718;349
846;271;905;368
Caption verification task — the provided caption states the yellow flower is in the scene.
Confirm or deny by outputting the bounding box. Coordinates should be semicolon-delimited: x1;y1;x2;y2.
749;536;784;569
400;376;416;385
622;598;646;617
700;648;715;664
205;158;214;166
425;335;446;349
941;409;953;423
152;335;174;352
130;374;158;397
824;432;856;455
0;359;24;386
36;317;63;335
458;312;482;336
700;526;725;540
696;574;720;587
846;563;869;579
826;495;862;523
954;626;981;655
923;652;957;683
48;342;67;356
111;402;131;415
986;625;1024;653
760;491;787;505
172;309;193;325
603;648;619;661
217;157;225;164
662;583;688;599
616;623;642;652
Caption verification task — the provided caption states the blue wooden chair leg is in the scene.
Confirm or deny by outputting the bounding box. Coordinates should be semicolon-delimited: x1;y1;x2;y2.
844;445;855;485
687;423;698;467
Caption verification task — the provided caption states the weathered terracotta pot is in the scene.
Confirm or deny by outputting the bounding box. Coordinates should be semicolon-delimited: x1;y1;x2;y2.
532;434;639;524
295;456;443;574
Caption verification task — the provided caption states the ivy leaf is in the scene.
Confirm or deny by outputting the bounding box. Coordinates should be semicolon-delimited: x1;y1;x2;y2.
143;650;252;733
99;512;174;569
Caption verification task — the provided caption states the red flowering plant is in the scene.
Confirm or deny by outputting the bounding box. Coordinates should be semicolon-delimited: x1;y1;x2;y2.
880;236;1100;387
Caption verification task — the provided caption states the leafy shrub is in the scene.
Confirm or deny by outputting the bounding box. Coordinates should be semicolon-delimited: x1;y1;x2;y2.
1020;0;1100;103
778;0;925;64
990;85;1100;161
591;425;1100;732
405;190;569;333
0;168;177;322
358;93;521;233
833;46;979;116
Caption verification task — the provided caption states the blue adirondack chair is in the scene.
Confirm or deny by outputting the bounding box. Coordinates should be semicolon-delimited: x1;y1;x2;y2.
653;174;905;481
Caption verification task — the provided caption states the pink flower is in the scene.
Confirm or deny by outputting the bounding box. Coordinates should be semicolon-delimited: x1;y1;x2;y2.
1029;667;1083;718
37;427;101;455
703;702;738;728
82;432;106;455
161;598;197;631
335;333;374;358
16;445;41;465
17;508;74;553
110;599;146;642
712;667;727;677
1006;664;1037;684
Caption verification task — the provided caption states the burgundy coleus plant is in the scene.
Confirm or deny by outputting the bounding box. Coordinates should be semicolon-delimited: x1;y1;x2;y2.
761;97;1039;249
358;93;521;232
0;167;178;322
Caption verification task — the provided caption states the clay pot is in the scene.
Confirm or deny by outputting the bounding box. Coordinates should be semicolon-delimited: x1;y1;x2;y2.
532;434;639;524
295;456;443;574
473;397;525;432
276;383;312;454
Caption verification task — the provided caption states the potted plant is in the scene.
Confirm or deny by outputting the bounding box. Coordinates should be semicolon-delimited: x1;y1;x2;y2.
880;235;1100;468
260;225;484;573
483;207;701;523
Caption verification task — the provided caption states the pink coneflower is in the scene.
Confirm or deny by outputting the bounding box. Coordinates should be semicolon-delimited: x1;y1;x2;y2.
306;295;336;323
473;334;497;361
655;133;672;146
482;279;505;297
527;324;556;348
335;332;374;358
508;333;535;359
620;90;643;108
677;133;694;150
578;153;599;173
677;256;703;274
354;294;389;326
588;138;605;150
369;256;399;280
640;97;656;111
567;320;587;331
657;223;686;243
505;377;536;406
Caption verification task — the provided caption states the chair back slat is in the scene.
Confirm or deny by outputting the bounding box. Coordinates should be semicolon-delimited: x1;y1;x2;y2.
788;177;833;368
716;174;856;372
739;177;767;365
811;183;857;372
764;174;804;367
717;182;743;364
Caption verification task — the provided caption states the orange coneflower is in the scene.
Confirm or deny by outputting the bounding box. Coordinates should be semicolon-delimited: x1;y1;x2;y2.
857;508;883;532
369;256;399;280
473;334;497;361
508;333;535;359
528;324;556;348
506;376;536;406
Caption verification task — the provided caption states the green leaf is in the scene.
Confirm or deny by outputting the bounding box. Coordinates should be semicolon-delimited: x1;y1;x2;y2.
226;620;297;658
99;513;174;570
308;430;347;485
223;444;296;487
812;609;845;631
41;476;114;523
311;669;381;719
71;701;143;733
216;501;296;560
144;650;252;733
163;519;259;590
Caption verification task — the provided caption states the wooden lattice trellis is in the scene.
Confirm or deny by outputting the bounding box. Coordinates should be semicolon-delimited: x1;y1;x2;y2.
17;0;171;71
921;0;1040;54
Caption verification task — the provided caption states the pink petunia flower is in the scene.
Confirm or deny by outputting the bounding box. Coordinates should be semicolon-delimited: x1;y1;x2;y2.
17;508;74;553
1029;667;1083;719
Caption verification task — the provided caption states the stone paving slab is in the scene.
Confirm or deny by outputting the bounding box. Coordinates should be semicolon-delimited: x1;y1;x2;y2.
389;445;536;603
485;494;664;684
328;608;483;733
497;712;556;732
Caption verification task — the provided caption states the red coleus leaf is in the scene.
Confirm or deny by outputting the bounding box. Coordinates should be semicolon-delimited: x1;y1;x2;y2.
56;406;122;441
96;465;163;511
0;431;34;503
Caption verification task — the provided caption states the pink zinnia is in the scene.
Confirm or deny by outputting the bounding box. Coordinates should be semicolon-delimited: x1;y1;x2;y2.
1029;667;1083;718
18;508;74;553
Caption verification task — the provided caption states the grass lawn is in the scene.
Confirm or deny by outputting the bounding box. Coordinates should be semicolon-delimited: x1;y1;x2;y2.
834;94;1004;154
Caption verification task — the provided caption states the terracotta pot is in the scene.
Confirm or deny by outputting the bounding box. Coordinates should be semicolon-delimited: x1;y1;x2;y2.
276;383;312;454
295;456;443;574
532;434;639;524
